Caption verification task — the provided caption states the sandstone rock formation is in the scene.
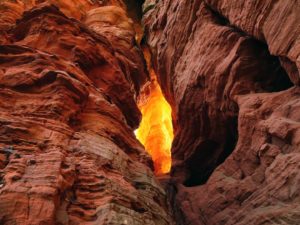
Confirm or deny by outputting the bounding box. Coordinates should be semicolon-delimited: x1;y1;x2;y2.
144;0;300;224
0;1;173;225
1;0;300;224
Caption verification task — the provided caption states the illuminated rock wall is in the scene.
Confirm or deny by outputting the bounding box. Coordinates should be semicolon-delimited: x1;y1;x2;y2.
136;48;173;175
0;1;174;224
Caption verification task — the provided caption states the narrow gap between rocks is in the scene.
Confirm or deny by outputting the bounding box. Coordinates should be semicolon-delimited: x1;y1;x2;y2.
135;45;174;175
125;0;174;175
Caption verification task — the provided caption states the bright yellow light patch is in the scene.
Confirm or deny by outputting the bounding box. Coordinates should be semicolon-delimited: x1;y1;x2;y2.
135;47;173;175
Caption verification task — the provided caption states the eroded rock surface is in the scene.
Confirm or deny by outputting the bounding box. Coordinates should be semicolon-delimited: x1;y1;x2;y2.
0;2;173;225
144;0;300;224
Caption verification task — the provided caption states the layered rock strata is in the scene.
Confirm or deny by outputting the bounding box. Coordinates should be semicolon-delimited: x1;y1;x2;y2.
0;2;173;225
144;0;300;224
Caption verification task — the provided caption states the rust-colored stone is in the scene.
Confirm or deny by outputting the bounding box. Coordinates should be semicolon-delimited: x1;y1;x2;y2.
144;0;300;224
0;2;173;225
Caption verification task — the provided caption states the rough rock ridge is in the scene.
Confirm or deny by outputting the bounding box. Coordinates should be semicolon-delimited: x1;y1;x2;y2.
144;0;300;224
0;1;173;225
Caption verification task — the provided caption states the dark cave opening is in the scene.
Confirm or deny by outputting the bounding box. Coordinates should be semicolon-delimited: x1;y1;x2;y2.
247;39;294;92
124;0;145;42
183;31;293;188
183;140;220;187
206;2;294;91
183;115;239;187
256;54;294;92
216;117;239;166
124;0;145;22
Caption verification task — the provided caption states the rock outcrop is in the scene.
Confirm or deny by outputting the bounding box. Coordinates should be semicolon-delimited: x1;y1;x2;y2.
1;0;300;224
0;2;173;225
144;0;300;224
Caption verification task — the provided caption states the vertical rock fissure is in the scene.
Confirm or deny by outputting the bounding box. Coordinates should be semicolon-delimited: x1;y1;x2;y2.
124;0;174;176
135;45;174;175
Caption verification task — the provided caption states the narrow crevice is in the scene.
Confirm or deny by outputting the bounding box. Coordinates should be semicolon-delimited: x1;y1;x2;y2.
124;0;145;42
124;0;145;22
166;182;188;225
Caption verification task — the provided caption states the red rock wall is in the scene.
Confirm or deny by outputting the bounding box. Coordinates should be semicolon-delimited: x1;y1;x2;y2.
144;0;300;224
0;2;173;225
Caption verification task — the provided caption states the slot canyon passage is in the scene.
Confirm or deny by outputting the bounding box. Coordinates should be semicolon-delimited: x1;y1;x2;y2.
0;0;300;225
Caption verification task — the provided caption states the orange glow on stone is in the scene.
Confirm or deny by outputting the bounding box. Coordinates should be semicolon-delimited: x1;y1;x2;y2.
135;48;173;175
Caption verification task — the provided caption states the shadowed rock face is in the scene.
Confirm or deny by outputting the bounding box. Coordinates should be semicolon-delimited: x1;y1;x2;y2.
144;0;300;224
0;2;173;225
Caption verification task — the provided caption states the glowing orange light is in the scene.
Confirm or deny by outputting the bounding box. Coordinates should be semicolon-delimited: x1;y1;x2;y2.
135;48;173;175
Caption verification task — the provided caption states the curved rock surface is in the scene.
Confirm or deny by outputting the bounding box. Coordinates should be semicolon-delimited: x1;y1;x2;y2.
205;0;300;85
144;0;300;224
0;2;173;225
1;0;300;224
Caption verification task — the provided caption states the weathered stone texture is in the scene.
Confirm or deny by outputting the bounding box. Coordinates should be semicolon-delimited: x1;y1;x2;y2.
144;0;300;224
0;2;173;225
